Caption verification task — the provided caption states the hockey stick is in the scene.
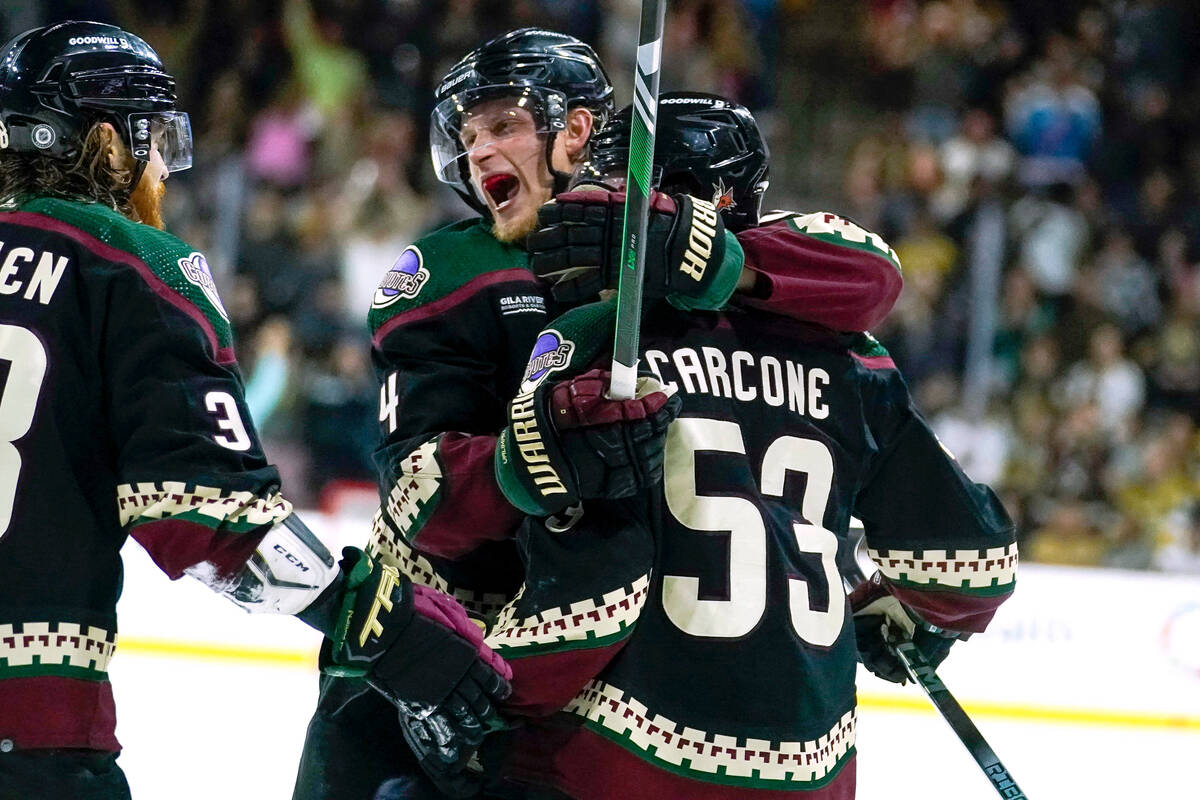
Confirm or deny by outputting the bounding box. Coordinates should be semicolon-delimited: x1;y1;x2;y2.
845;532;1029;799
610;0;666;400
890;639;1028;799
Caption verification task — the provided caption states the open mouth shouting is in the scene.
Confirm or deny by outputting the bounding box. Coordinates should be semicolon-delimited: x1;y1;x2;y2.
482;173;521;212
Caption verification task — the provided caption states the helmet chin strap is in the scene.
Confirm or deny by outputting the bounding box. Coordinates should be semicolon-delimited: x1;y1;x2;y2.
453;156;492;220
116;158;149;208
129;159;148;193
543;131;575;196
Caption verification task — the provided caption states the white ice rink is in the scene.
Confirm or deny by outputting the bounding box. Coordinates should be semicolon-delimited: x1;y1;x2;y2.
109;515;1200;799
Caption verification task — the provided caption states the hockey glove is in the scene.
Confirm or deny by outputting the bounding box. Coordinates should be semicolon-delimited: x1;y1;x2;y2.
395;697;499;799
528;190;742;310
495;368;681;517
848;571;962;684
320;548;511;724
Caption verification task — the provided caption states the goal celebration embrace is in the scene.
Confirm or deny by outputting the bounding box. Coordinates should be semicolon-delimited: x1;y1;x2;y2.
37;0;1200;797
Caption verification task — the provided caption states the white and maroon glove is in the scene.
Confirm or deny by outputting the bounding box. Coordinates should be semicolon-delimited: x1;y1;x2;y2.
849;572;962;684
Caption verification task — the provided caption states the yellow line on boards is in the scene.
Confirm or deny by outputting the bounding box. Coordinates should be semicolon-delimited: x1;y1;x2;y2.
858;692;1200;731
117;637;318;667
115;639;1200;732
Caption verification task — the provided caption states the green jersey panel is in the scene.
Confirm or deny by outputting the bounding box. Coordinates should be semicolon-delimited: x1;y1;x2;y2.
368;218;533;335
17;197;234;352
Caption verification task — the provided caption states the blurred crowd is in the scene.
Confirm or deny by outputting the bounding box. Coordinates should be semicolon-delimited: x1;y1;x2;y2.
853;0;1199;572
6;0;1197;571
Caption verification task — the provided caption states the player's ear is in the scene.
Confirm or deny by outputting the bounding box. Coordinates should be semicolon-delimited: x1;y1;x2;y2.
562;107;594;163
96;122;126;170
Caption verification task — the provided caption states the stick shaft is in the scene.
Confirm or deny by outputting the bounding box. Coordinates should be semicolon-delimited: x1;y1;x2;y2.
892;643;1029;799
611;0;666;399
844;530;1028;799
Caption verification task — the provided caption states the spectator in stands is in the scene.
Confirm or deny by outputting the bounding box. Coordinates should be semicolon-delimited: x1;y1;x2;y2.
1060;324;1146;440
1005;33;1101;187
1009;181;1089;304
933;107;1015;221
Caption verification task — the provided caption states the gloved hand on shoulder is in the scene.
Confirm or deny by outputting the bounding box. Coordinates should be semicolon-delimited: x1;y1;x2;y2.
528;189;742;310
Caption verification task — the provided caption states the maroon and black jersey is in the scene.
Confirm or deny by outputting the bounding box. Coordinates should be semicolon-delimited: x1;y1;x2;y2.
0;198;290;752
363;212;903;612
485;300;1016;799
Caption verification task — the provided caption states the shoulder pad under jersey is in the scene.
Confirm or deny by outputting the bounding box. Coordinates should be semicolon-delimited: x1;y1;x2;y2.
368;217;537;335
760;209;902;275
17;196;233;353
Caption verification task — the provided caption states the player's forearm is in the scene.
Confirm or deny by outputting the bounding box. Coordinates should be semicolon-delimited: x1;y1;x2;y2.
734;214;903;331
736;262;758;293
856;409;1017;634
378;431;524;559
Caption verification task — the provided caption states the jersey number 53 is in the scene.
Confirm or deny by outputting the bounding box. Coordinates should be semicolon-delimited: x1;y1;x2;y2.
662;417;844;646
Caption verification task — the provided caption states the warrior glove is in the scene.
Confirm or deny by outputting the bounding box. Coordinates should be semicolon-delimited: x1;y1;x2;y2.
495;368;681;517
528;189;742;310
302;548;512;744
848;571;963;684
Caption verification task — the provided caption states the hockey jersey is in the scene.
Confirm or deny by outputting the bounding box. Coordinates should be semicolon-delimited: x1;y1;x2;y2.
486;300;1017;800
0;197;290;752
365;212;904;615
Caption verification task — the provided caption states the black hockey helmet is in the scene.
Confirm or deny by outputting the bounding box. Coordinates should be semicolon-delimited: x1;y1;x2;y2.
0;21;191;173
587;91;769;231
430;28;614;213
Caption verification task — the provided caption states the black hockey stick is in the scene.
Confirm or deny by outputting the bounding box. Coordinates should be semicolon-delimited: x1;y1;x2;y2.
890;639;1028;799
845;532;1029;799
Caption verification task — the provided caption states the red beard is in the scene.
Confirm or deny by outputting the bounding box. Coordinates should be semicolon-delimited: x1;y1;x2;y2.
131;175;166;230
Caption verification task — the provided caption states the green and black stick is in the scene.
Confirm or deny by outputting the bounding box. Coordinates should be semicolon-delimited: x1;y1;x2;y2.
611;0;666;399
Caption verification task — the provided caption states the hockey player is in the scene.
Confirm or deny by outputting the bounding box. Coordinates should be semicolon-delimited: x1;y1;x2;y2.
294;32;905;799
0;22;508;799
479;92;1019;799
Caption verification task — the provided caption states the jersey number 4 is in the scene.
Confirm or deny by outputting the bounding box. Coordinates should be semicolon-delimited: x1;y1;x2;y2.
0;324;48;538
663;417;844;646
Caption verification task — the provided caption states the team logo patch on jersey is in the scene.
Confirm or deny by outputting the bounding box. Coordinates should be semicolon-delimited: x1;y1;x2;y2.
372;247;430;308
178;252;229;321
520;329;574;393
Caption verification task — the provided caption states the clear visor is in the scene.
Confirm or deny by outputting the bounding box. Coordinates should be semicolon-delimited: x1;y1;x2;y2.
572;153;664;193
568;161;627;192
128;111;193;173
429;86;567;190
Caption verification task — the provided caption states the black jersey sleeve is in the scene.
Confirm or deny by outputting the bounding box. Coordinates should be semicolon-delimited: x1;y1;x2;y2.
853;347;1016;632
97;239;292;582
366;231;549;570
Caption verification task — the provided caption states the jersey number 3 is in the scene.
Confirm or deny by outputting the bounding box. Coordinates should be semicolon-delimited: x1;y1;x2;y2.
0;324;48;538
663;417;844;646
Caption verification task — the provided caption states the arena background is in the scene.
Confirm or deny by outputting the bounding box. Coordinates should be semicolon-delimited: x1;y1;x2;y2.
5;1;1199;798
